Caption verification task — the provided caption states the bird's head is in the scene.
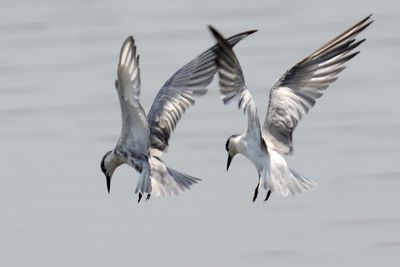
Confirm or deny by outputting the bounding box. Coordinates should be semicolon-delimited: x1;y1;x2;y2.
100;150;116;193
225;134;239;171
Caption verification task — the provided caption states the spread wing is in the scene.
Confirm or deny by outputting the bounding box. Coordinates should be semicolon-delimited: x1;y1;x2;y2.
147;30;257;153
116;36;149;155
209;26;261;141
263;15;373;154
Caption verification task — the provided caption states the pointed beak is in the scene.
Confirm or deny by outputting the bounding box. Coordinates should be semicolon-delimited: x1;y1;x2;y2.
226;154;232;171
106;175;111;194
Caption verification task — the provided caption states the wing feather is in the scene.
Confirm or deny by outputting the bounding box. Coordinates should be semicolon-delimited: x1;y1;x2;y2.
147;30;257;152
209;26;261;140
116;36;149;155
263;15;373;154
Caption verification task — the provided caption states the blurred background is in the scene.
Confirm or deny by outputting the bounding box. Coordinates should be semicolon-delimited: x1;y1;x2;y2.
1;0;399;266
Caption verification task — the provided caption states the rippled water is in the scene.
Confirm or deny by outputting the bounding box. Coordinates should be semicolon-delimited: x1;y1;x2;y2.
1;1;399;266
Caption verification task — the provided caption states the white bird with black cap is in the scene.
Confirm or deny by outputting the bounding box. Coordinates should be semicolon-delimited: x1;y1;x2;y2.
209;15;373;202
100;30;256;202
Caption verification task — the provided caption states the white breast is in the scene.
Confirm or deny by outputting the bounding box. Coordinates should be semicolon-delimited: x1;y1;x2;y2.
237;135;269;172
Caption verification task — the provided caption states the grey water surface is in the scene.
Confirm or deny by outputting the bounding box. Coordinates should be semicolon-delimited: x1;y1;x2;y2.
1;0;400;266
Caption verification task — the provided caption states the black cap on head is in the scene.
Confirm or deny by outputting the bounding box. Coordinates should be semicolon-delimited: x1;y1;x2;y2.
225;134;239;152
100;150;114;194
225;138;230;152
100;151;112;174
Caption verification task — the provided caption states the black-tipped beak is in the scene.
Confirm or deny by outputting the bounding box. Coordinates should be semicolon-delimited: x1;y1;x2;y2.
227;155;232;171
106;175;111;194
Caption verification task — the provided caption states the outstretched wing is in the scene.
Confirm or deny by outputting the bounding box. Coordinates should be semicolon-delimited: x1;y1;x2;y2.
263;15;373;154
116;36;149;155
209;26;261;141
147;30;257;153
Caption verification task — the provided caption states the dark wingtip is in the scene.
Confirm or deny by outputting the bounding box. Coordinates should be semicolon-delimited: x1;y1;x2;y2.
208;25;257;36
208;26;231;52
207;25;221;39
359;14;374;25
126;35;134;42
246;29;258;35
122;36;134;47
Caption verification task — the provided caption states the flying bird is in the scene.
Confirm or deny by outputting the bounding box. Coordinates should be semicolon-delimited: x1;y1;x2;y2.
209;15;373;202
100;30;256;202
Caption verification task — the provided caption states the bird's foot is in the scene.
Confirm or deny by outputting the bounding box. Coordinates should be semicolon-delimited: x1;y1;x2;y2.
145;194;151;201
138;192;143;203
264;190;272;202
252;182;260;202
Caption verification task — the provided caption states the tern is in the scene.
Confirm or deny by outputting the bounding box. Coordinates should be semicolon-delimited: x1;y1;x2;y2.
100;30;255;202
209;15;373;202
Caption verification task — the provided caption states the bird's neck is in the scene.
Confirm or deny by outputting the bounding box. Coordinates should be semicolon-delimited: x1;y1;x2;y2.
232;136;245;154
234;134;268;172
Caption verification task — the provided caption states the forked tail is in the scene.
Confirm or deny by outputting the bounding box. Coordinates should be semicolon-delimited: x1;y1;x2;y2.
149;156;201;197
287;168;317;196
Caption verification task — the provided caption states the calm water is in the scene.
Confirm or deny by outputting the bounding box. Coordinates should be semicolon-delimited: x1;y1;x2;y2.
1;1;400;266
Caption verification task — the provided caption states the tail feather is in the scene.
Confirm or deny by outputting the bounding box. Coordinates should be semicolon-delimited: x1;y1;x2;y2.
286;168;316;196
149;156;201;198
263;148;316;197
168;167;201;189
151;167;201;197
134;165;152;195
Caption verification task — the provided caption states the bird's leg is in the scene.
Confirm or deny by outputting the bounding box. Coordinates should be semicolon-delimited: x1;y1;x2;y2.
252;181;260;202
138;192;143;203
264;190;272;202
145;194;151;201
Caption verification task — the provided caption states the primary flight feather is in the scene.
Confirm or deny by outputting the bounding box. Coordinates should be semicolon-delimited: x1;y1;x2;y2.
210;15;373;201
100;30;256;202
